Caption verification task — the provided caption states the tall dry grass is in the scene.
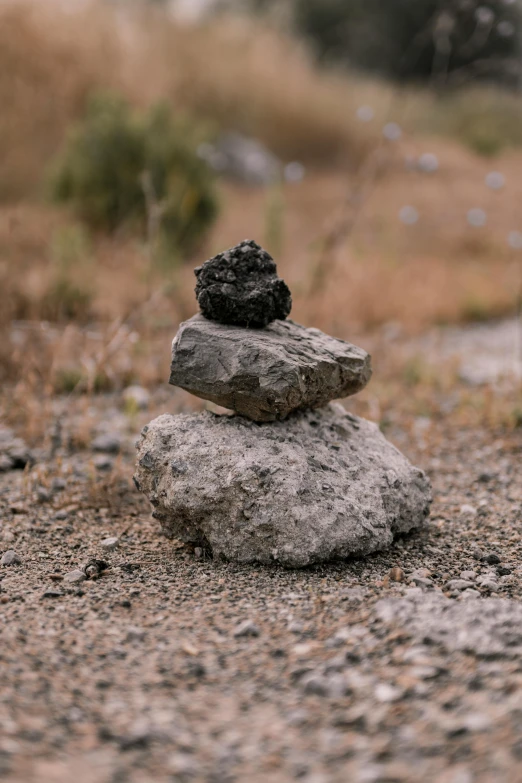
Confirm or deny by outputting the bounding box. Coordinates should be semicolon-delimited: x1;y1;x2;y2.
1;0;521;437
0;3;119;200
0;0;390;205
3;0;522;201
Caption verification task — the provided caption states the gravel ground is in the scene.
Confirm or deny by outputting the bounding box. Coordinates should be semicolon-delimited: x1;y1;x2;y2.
1;373;522;782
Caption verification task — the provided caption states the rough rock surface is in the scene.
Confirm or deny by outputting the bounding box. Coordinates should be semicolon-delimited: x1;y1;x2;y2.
169;315;372;421
194;239;291;327
134;404;431;567
375;590;522;659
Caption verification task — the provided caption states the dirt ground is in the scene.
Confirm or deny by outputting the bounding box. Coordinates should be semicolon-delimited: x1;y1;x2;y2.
1;321;522;783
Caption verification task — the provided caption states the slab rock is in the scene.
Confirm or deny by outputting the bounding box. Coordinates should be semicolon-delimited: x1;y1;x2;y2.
170;315;372;422
194;240;291;328
134;404;431;567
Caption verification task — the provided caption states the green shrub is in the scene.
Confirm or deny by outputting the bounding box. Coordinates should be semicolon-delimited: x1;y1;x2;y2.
50;93;218;256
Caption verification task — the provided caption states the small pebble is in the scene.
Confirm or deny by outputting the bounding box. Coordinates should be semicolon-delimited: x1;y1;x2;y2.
302;674;329;697
460;571;477;581
64;570;87;584
93;455;114;471
460;504;477;517
1;550;21;566
411;576;433;589
459;589;481;600
411;568;431;579
446;579;476;591
389;566;404;582
92;434;121;454
126;626;146;642
497;566;512;576
101;537;119;551
233;620;260;638
478;578;499;592
472;547;484;560
123;385;150;411
374;683;404;703
484;553;501;565
42;589;63;599
36;487;51;503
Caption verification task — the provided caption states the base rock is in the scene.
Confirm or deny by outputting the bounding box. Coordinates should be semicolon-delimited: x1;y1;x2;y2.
134;404;431;567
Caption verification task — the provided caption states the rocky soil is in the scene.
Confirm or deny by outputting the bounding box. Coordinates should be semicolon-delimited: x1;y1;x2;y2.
1;321;522;783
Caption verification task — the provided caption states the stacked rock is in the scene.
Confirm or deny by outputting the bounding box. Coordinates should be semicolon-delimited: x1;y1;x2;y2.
135;240;431;567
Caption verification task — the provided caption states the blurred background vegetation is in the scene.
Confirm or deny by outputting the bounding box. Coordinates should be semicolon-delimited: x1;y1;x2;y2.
0;0;521;427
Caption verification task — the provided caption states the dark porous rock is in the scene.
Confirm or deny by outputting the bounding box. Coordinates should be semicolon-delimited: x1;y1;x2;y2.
134;404;431;567
194;240;291;328
169;315;372;422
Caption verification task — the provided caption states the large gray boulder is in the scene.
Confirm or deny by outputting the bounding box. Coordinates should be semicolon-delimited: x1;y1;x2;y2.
134;404;431;567
169;315;372;422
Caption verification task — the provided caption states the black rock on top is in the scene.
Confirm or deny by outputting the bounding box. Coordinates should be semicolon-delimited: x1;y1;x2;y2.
194;240;292;328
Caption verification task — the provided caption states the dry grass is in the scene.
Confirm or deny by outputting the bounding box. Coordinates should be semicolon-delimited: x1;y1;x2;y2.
1;150;520;388
1;0;521;442
0;3;118;200
0;0;388;205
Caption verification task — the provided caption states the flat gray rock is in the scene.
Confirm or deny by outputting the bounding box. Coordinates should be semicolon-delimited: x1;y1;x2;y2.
134;404;431;567
169;315;372;422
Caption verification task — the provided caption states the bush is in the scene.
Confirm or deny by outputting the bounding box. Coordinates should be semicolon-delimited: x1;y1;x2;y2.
50;94;219;256
292;0;522;86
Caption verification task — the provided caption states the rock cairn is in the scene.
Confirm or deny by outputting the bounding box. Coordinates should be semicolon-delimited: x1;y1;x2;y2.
135;240;431;567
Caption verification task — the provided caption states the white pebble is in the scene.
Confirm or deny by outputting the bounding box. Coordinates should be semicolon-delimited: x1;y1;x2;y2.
375;683;404;703
233;619;260;638
1;550;21;566
101;537;119;551
64;569;86;584
460;589;481;600
123;385;150;411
